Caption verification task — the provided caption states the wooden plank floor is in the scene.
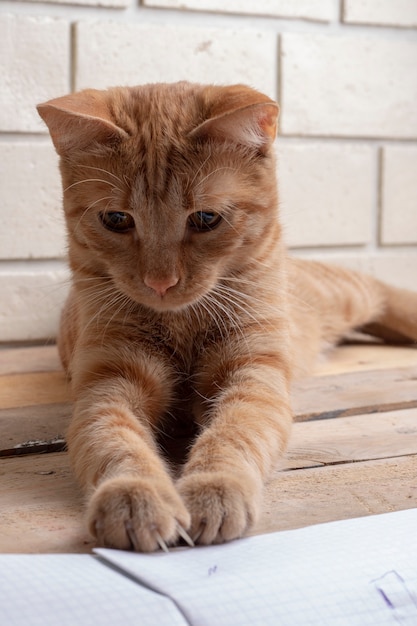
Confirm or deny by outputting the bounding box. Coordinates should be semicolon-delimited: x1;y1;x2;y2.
1;343;417;553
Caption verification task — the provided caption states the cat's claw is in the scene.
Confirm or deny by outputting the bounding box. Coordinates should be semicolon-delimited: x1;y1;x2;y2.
125;522;140;551
87;475;190;552
126;523;193;552
178;471;260;545
176;523;195;547
154;531;169;553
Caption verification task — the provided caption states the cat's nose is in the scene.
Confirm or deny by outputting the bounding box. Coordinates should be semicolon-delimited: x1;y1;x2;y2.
144;275;179;297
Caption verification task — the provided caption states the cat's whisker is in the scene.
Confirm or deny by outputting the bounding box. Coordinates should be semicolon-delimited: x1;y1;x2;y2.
205;292;240;330
121;299;140;333
193;166;239;191
198;295;229;341
73;196;115;234
215;282;278;316
74;276;112;284
206;292;251;353
218;275;275;291
202;290;248;350
187;302;204;331
193;299;219;337
76;285;130;339
216;284;277;316
212;286;265;326
188;150;213;188
98;291;133;343
221;214;240;235
75;164;126;188
63;178;120;193
250;257;274;270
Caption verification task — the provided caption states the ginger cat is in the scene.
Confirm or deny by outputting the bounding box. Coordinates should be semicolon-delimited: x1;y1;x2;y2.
37;82;417;552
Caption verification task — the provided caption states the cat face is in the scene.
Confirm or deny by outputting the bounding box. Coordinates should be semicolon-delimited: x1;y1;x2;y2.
38;82;280;313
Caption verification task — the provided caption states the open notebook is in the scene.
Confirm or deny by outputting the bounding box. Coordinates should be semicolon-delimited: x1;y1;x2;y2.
1;508;416;626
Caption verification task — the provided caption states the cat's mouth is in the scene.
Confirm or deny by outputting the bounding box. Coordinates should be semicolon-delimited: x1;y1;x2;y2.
122;280;207;314
114;270;218;315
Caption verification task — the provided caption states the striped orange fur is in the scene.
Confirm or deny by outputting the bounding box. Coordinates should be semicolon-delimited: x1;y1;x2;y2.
38;82;417;551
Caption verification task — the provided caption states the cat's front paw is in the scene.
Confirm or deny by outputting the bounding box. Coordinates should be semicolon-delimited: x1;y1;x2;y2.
87;475;190;552
177;471;260;545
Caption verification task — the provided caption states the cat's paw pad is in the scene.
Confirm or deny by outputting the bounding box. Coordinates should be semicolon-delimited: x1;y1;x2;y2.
177;471;260;545
87;475;190;552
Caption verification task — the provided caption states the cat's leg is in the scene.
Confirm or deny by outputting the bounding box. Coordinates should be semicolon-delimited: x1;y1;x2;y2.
67;346;190;552
177;331;292;544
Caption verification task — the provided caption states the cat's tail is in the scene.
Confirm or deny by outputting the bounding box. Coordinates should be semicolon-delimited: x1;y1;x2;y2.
360;279;417;344
287;258;417;347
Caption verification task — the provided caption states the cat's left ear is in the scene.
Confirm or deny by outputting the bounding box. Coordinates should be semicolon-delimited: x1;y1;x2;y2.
190;96;279;152
37;89;128;154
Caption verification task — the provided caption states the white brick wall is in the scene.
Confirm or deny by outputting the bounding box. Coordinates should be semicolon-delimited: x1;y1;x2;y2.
1;1;416;341
280;34;417;139
142;0;336;22
0;265;69;341
0;14;70;132
381;146;417;245
277;142;374;248
24;0;129;6
0;143;64;259
343;0;417;28
75;22;277;98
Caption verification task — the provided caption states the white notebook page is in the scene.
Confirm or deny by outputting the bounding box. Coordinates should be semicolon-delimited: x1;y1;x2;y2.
1;509;416;626
97;508;417;626
0;553;186;626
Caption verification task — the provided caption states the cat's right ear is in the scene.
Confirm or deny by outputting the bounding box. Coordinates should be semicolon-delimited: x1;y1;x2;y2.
37;89;128;155
189;86;279;153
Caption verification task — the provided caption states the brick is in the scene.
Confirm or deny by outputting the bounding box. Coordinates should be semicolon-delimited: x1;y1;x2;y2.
0;264;69;341
381;146;417;245
24;0;128;5
75;21;277;98
142;0;335;21
344;0;417;28
295;252;417;293
277;141;374;247
0;143;66;260
280;34;417;139
0;15;70;133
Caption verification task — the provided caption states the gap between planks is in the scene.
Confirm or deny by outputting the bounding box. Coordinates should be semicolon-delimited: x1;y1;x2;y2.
1;344;417;553
1;452;416;554
1;344;417;456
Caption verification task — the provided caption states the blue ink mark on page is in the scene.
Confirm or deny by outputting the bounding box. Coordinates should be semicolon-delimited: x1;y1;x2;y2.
371;570;417;624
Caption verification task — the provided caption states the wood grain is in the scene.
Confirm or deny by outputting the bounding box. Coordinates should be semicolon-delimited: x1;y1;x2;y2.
0;403;70;457
256;455;417;536
1;343;417;554
1;451;415;553
0;345;61;375
0;371;70;410
292;365;417;420
313;343;417;376
0;453;89;554
283;407;417;470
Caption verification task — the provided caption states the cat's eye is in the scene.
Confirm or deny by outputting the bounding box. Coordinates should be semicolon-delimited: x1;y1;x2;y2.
99;211;135;233
188;211;222;232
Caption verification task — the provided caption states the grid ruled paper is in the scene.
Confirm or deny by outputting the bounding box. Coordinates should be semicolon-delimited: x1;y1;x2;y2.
97;508;417;626
0;554;186;626
0;509;416;626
